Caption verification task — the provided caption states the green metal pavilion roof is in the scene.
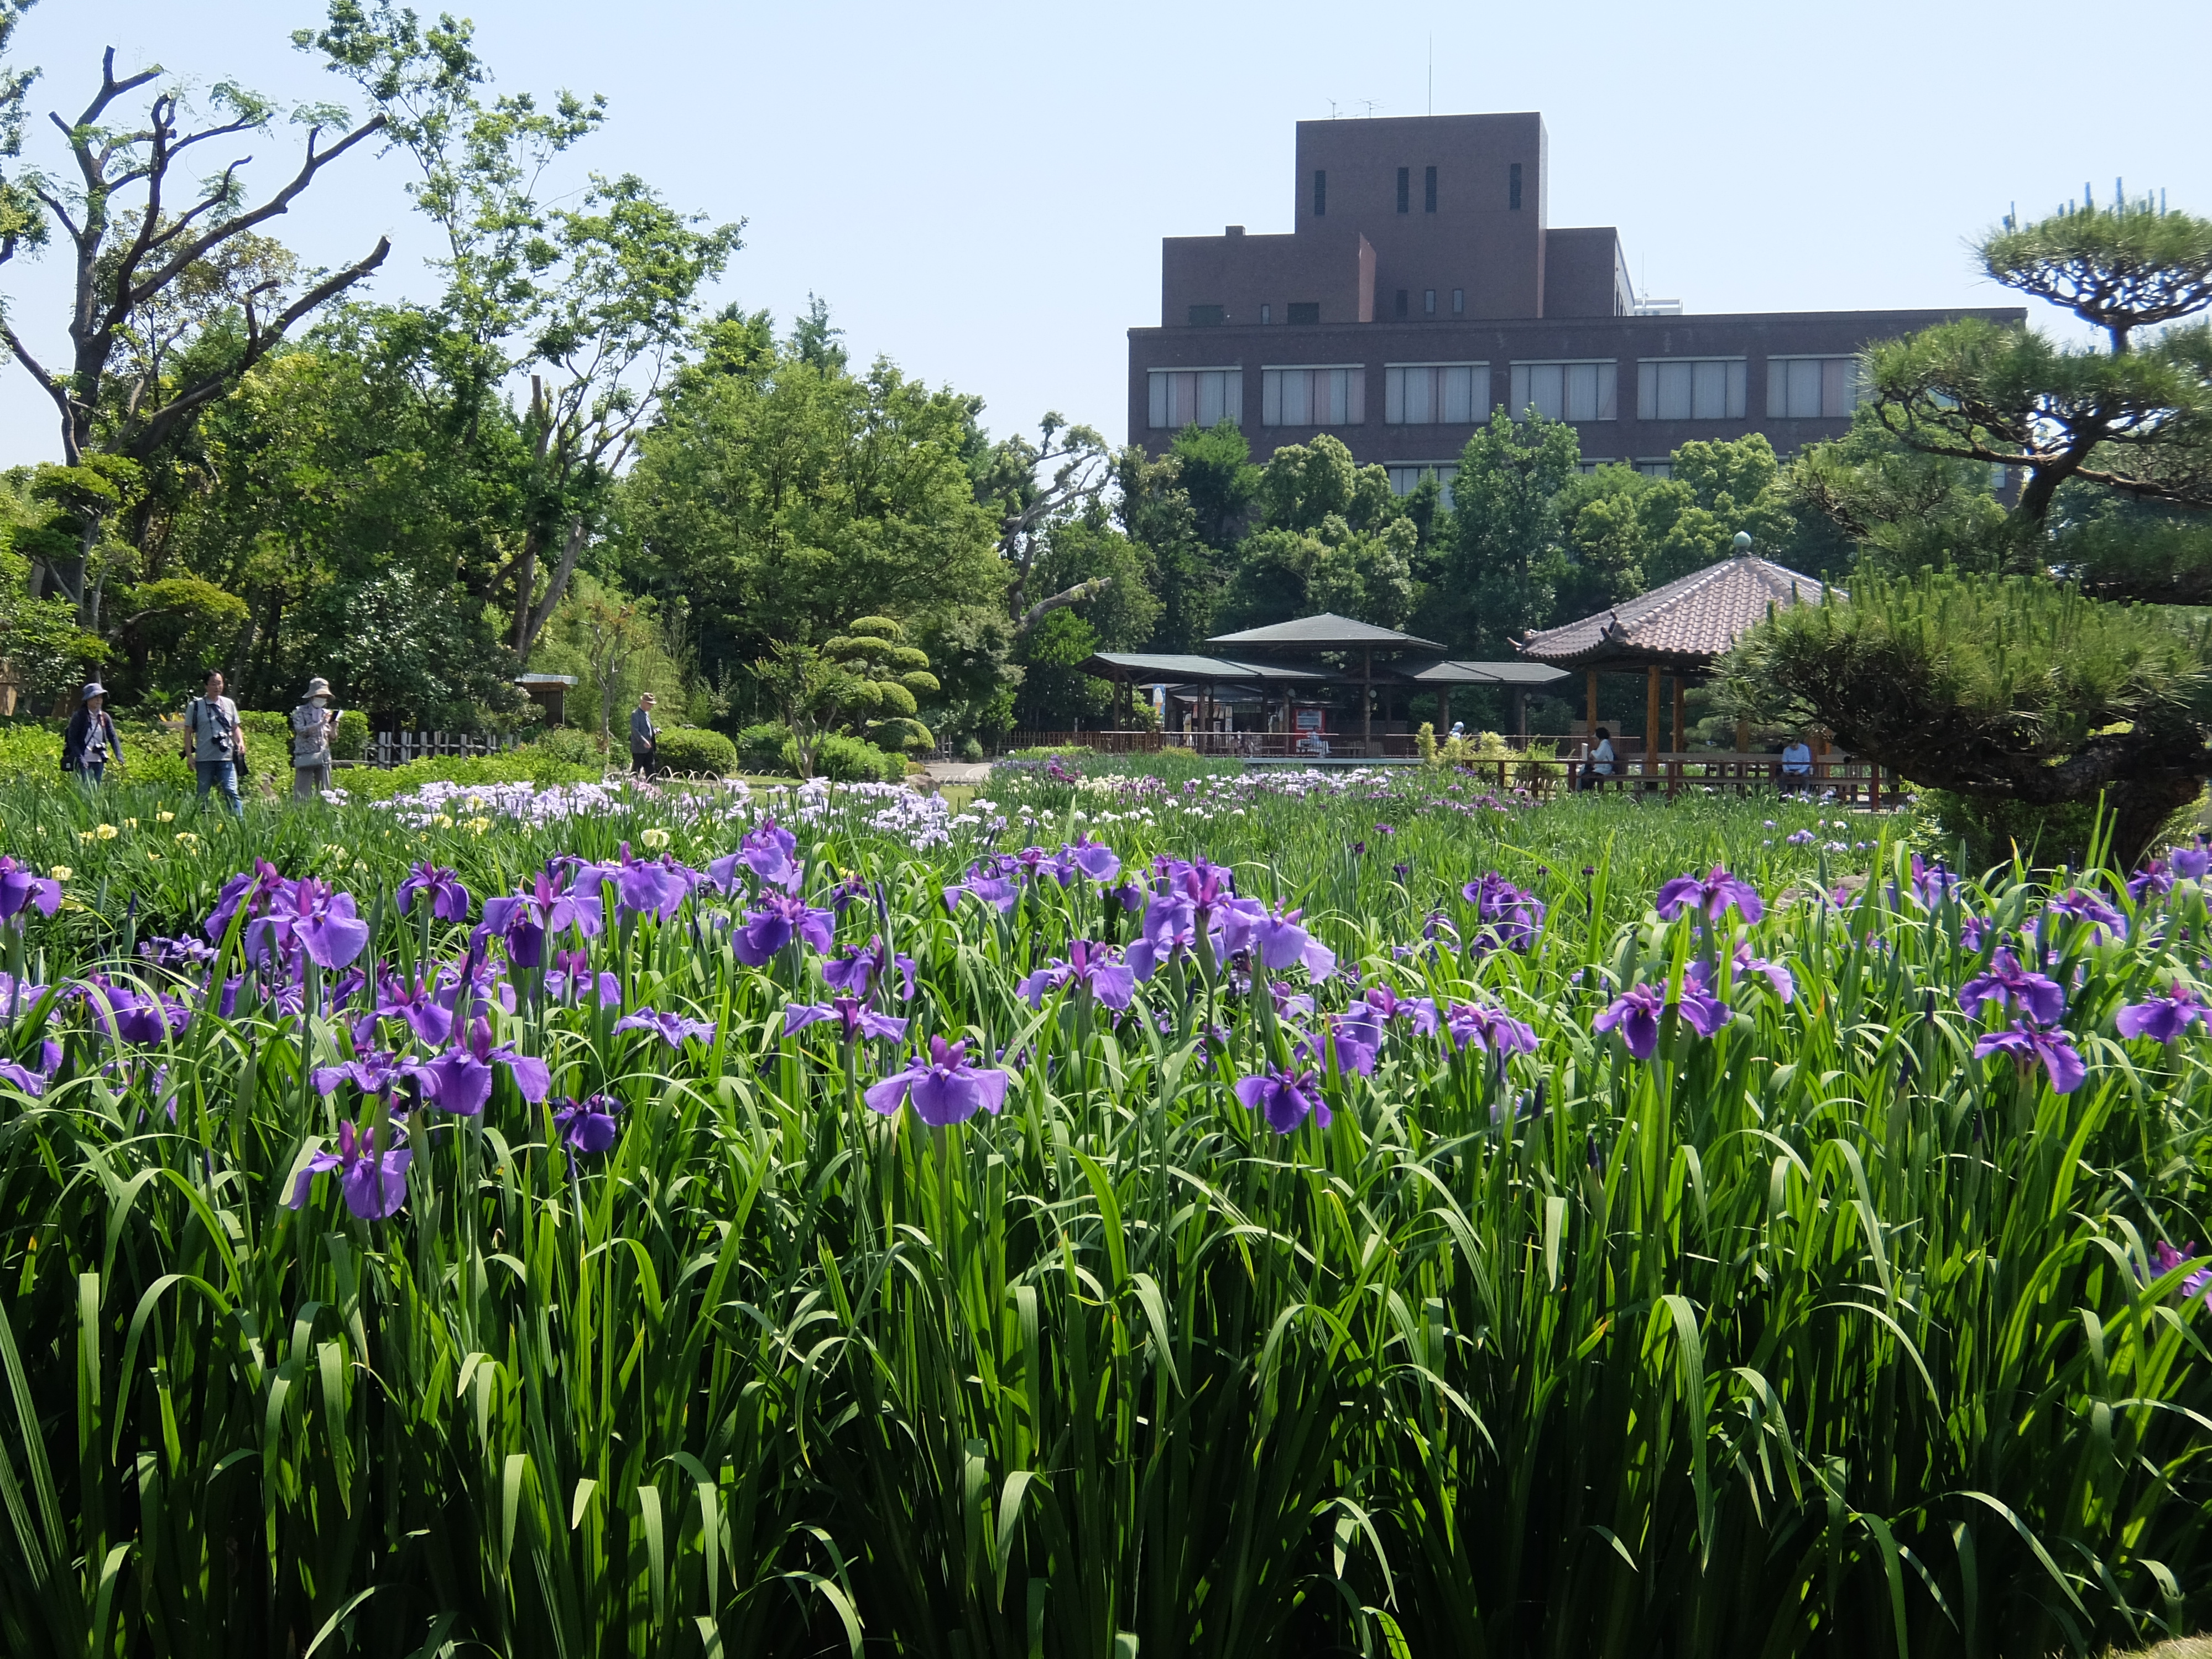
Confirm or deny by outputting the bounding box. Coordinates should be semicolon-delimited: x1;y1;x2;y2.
1204;612;1443;651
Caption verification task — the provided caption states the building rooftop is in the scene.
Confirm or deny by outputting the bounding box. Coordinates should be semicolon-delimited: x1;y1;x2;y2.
1518;552;1827;670
1206;612;1443;650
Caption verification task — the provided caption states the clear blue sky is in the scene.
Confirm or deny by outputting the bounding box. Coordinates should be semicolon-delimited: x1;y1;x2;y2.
4;0;2209;466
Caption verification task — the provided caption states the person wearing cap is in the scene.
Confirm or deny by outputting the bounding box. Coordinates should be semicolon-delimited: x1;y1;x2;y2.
61;682;123;785
290;677;338;801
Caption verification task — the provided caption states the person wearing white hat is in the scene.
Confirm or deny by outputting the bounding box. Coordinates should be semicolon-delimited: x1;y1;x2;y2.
290;677;338;801
61;682;122;785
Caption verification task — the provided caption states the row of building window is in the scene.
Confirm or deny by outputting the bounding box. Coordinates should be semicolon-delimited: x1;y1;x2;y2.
1312;164;1524;217
1147;356;1863;429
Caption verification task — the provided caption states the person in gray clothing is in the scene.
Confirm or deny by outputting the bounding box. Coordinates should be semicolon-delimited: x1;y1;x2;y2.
629;692;658;775
182;670;246;815
291;677;337;800
61;682;123;785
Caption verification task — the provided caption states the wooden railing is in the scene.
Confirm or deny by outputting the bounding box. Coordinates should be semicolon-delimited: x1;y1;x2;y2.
368;731;525;766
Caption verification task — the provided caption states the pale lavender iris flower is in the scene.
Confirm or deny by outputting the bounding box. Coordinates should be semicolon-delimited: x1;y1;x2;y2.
287;1120;411;1219
864;1036;1010;1126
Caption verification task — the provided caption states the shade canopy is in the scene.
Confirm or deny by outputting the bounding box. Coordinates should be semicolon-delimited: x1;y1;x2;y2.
1082;651;1565;691
1516;552;1827;671
1205;612;1443;651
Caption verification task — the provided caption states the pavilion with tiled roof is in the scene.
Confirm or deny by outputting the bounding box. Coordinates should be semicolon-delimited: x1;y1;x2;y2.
1516;541;1827;768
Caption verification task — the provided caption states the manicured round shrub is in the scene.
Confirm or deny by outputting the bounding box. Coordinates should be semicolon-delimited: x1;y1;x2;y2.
331;709;369;761
813;733;905;784
653;727;738;778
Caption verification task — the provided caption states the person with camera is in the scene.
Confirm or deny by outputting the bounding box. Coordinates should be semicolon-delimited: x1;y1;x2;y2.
182;670;246;815
61;682;123;786
291;677;339;800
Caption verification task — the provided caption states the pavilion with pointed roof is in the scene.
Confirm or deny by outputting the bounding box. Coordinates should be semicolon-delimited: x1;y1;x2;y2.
1516;541;1827;768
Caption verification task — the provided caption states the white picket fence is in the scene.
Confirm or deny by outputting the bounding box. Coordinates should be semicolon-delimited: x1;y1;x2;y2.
368;731;525;766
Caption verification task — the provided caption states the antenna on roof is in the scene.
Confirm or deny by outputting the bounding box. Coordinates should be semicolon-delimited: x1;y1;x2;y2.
1427;35;1433;116
1355;98;1383;118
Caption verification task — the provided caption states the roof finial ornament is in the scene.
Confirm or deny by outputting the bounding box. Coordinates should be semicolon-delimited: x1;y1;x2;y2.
1732;531;1754;556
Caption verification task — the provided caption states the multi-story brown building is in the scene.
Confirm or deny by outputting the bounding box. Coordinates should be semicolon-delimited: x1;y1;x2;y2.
1127;111;2022;499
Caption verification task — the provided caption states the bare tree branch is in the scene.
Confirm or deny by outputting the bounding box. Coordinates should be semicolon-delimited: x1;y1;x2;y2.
1014;576;1112;640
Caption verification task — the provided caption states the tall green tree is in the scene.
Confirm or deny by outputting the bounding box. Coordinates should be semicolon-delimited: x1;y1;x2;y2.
0;18;390;621
1217;435;1417;633
302;1;740;659
617;311;1003;712
1434;410;1581;653
1734;195;2212;865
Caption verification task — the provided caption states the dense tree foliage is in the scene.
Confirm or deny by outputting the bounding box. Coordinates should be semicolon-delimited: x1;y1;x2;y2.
1733;194;2212;865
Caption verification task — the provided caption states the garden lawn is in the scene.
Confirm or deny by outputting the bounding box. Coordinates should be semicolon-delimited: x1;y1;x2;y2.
0;762;2202;1658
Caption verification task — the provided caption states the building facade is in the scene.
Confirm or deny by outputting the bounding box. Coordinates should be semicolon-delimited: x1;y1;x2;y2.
1127;112;2023;497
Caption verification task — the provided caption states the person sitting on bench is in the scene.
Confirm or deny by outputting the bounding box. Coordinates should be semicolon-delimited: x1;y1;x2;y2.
1780;734;1814;778
1580;727;1615;790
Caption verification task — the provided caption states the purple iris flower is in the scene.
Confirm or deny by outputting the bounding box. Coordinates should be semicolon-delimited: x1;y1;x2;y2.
1594;984;1666;1059
312;1048;429;1102
1959;948;2067;1025
2044;888;2125;940
828;872;870;914
578;843;694;922
784;997;909;1042
2117;985;2208;1044
1360;984;1440;1035
1233;1065;1331;1134
1973;1021;2086;1093
732;891;836;966
2151;1241;2212;1308
0;1040;63;1096
613;1007;719;1050
1656;865;1765;926
0;856;61;924
1462;873;1547;953
1219;899;1336;978
1125;917;1194;982
370;968;455;1048
204;860;289;943
286;1120;411;1220
479;866;604;969
139;935;217;973
1016;940;1138;1011
943;856;1021;915
396;862;472;922
707;818;801;894
1910;856;1961;908
1442;1001;1541;1057
1298;1015;1378;1076
1594;969;1730;1060
1959;915;1995;952
2174;839;2212;881
1785;828;1816;847
1731;942;1796;1003
822;936;918;1001
1108;881;1145;913
1675;962;1735;1035
545;950;620;1008
863;1035;1010;1125
552;1094;622;1155
1062;833;1122;884
245;877;372;972
2128;859;2174;903
77;976;190;1046
422;1016;552;1117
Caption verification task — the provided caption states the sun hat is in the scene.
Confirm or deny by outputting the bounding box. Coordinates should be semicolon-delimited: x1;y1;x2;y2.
304;677;332;700
80;682;106;702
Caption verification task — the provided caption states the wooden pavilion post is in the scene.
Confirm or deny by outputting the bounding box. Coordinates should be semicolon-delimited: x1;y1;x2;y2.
1515;687;1527;739
1671;673;1686;795
1585;669;1599;739
1644;665;1662;784
1362;648;1373;745
1440;683;1452;738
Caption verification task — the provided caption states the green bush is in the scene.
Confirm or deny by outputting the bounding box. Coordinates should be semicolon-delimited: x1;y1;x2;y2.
1009;745;1093;760
653;727;738;777
813;732;905;784
332;709;369;762
336;752;602;804
736;722;797;775
958;736;984;762
528;727;603;767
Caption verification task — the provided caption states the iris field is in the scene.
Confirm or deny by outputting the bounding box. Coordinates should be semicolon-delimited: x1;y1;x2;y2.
0;761;2205;1658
